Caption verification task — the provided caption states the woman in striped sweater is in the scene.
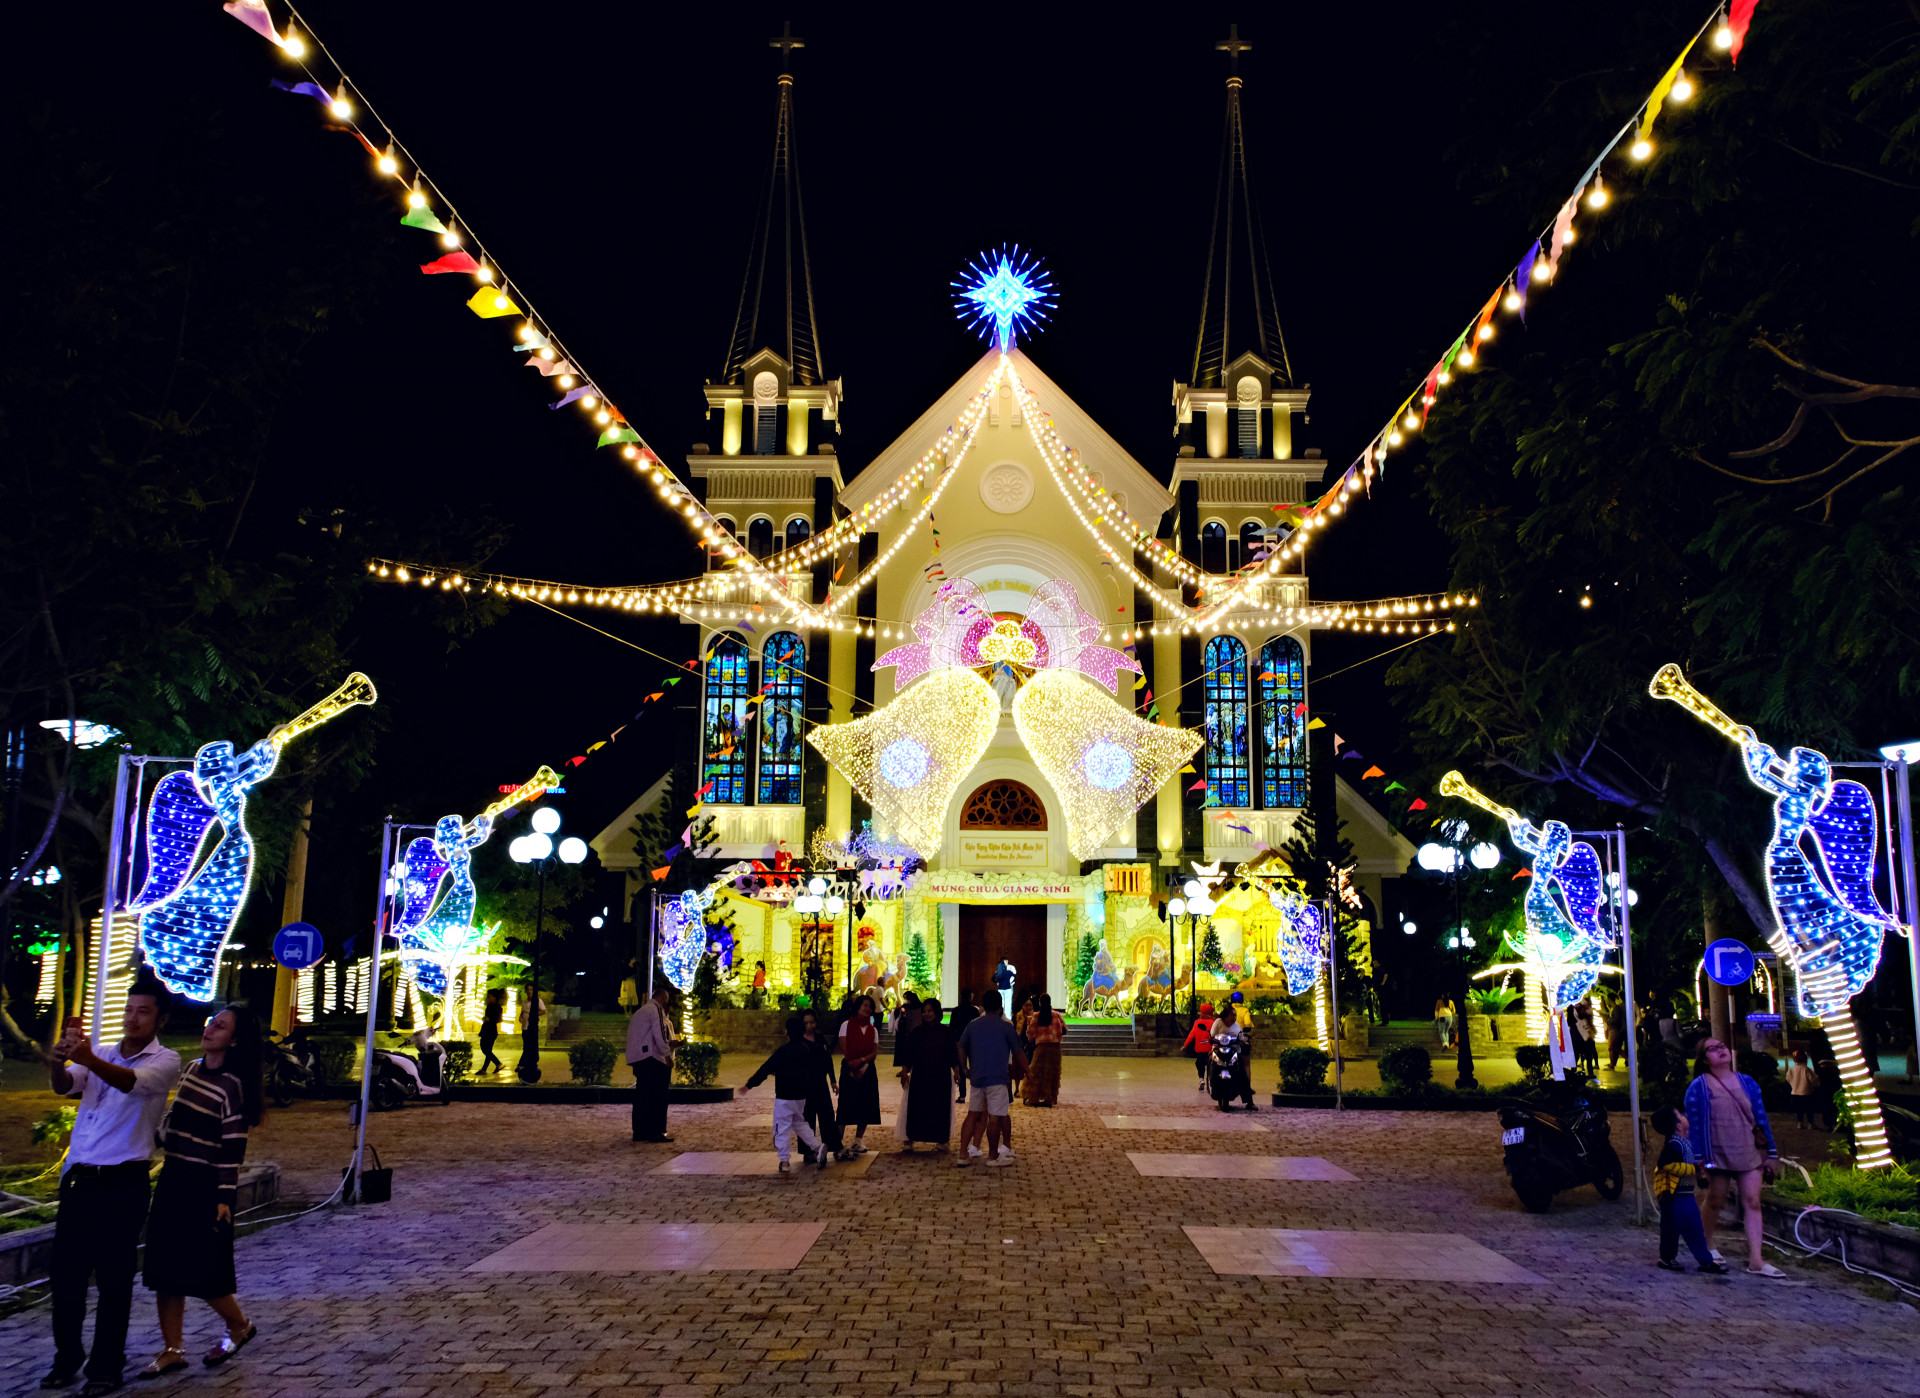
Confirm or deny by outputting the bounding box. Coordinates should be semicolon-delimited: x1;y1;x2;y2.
137;1006;264;1375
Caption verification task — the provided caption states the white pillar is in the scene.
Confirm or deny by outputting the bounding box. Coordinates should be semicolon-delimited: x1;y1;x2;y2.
939;903;960;1009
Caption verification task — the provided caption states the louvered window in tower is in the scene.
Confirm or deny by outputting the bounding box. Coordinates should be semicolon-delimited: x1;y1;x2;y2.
1258;635;1308;809
757;632;805;805
1235;377;1262;458
752;371;780;454
1201;522;1228;575
1202;636;1251;808
703;633;751;804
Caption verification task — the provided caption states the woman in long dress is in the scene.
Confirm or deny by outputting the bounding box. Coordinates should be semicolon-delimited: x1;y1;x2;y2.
835;995;883;1158
898;999;959;1152
1020;994;1066;1107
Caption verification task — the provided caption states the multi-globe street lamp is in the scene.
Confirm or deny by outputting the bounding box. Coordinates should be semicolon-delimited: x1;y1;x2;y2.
507;806;586;1082
1415;831;1500;1089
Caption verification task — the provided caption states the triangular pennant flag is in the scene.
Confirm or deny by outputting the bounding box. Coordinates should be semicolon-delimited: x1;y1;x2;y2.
664;676;684;685
1187;779;1208;792
269;78;332;106
525;357;573;377
421;251;480;275
1334;733;1346;752
650;865;672;881
1385;781;1406;793
1513;868;1533;880
1341;750;1365;761
1293;702;1308;716
1728;0;1758;64
401;206;448;234
1306;718;1326;730
513;331;551;353
224;1;285;47
598;424;641;448
467;285;523;319
550;386;591;409
1408;798;1428;811
1361;765;1385;779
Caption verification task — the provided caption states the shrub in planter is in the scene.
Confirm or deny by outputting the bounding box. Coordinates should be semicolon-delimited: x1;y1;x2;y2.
309;1037;356;1087
1377;1044;1433;1095
776;992;795;1010
1515;1044;1552;1084
1277;1046;1332;1094
442;1041;474;1084
566;1038;618;1086
674;1039;722;1088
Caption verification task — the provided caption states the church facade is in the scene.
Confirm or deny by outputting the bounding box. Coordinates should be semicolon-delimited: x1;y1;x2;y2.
592;38;1413;1017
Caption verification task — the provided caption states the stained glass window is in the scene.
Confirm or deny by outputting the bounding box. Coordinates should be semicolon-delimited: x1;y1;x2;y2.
1259;635;1308;809
1202;636;1251;808
757;632;805;805
703;632;751;805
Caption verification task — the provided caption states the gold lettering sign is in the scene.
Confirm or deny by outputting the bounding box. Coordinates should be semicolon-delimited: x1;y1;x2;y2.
957;834;1049;869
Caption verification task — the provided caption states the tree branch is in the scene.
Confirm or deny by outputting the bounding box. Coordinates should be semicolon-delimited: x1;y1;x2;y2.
1727;400;1810;458
1766;135;1920;190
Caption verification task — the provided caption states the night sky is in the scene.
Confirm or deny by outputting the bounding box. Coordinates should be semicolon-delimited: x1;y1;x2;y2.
22;3;1672;931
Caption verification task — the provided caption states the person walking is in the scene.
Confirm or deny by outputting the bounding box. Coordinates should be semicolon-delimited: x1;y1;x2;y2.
835;995;882;1158
956;992;1025;1167
139;1006;265;1375
1181;1004;1215;1092
1571;999;1599;1076
1684;1036;1784;1278
898;999;961;1152
477;988;507;1075
1650;1107;1728;1275
1432;995;1454;1050
44;977;182;1397
1784;1048;1817;1127
992;959;1016;1016
626;984;676;1143
743;1017;831;1174
1020;995;1066;1107
949;990;981;1103
799;1010;839;1164
1606;997;1629;1071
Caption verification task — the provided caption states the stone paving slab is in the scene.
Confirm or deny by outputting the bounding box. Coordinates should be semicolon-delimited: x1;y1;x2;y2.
468;1221;828;1272
1127;1152;1358;1180
0;1056;1912;1398
1185;1226;1546;1281
1101;1113;1269;1132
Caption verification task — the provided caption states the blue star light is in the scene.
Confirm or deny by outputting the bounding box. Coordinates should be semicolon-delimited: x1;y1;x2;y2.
953;246;1056;351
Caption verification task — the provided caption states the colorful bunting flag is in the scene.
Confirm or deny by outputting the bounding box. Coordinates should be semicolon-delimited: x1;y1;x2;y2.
525;357;573;377
549;386;591;409
224;0;285;47
1306;718;1326;731
1361;765;1385;779
598;424;641;447
1385;781;1406;793
1409;798;1427;811
420;251;479;275
467;285;523;319
400;206;448;234
1728;0;1758;64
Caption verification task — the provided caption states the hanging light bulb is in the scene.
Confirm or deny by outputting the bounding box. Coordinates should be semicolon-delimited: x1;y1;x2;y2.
1669;73;1693;102
1630;138;1652;160
1588;179;1609;209
329;86;352;120
1713;23;1733;50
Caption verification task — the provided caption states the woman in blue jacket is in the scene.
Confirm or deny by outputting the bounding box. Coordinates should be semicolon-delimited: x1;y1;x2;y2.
1682;1037;1784;1278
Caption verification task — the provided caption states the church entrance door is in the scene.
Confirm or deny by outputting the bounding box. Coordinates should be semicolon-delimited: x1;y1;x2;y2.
958;904;1046;1013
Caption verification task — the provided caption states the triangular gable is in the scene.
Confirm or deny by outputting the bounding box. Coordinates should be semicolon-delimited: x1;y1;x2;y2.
1336;775;1419;875
838;348;1173;518
588;769;673;869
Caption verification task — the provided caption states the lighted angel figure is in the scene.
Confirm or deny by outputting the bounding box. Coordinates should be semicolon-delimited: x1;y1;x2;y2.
409;814;493;998
395;920;526;1040
135;737;282;1002
1501;814;1607;1014
1740;736;1898;1017
1271;889;1326;997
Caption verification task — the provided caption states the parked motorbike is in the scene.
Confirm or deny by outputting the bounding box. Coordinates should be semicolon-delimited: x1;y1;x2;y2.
369;1031;452;1110
1497;1078;1623;1213
1209;1034;1255;1111
264;1029;319;1106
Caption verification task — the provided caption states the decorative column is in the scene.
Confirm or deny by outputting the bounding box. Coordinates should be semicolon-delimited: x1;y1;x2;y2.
825;620;857;838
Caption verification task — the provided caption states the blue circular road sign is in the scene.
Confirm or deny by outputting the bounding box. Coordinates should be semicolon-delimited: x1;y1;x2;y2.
1704;938;1756;987
273;921;325;971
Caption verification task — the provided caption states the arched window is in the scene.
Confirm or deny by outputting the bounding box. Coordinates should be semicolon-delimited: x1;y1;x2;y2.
1200;521;1228;575
1238;522;1265;572
703;632;751;804
1202;636;1251;807
959;780;1048;830
757;632;805;805
785;517;812;551
746;517;774;558
1258;635;1308;809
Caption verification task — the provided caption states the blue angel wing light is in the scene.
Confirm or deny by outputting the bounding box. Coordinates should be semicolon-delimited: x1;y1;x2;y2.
394;837;450;941
1559;841;1610;947
1807;780;1896;927
128;771;219;911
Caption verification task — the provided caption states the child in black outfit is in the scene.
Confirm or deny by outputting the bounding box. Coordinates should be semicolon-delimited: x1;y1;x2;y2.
744;1016;832;1175
1651;1106;1729;1274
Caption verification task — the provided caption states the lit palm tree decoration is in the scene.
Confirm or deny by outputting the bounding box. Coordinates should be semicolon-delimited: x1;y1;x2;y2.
953;246;1056;352
397;920;525;1041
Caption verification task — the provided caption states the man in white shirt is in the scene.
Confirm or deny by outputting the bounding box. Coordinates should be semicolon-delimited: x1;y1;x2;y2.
626;984;676;1143
46;976;183;1395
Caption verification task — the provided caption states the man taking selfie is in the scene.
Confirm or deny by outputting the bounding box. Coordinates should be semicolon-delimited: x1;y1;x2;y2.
45;975;182;1396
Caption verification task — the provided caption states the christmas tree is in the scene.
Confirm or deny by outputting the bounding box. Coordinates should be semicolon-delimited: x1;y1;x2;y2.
1074;928;1098;987
905;929;932;992
1200;924;1225;974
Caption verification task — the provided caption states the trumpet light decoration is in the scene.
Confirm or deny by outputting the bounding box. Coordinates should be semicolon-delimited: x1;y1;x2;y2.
1013;669;1202;860
135;673;377;1001
1439;771;1606;1016
1650;663;1899;1168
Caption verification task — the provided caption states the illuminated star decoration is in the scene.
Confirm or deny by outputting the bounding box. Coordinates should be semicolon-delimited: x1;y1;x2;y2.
952;245;1056;352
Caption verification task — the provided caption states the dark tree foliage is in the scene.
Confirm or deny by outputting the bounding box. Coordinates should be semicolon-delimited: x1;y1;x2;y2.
1388;3;1920;963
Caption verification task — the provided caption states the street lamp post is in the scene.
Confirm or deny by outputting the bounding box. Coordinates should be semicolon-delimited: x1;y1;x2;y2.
1418;834;1497;1090
508;807;587;1083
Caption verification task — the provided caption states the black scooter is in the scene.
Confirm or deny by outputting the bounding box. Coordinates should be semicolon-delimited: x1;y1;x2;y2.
1210;1035;1256;1111
264;1029;318;1106
1497;1077;1623;1213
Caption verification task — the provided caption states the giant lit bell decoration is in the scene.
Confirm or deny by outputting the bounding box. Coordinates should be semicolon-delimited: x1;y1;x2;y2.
1013;669;1202;860
805;667;1000;858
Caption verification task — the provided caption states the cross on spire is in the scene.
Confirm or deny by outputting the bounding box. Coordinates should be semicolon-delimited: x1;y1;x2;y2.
1215;23;1251;76
770;21;805;68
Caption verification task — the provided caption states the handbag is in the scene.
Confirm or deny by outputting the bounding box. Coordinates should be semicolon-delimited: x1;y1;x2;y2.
343;1145;392;1204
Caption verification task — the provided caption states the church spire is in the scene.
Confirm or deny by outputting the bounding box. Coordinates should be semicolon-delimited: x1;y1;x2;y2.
721;22;826;388
1189;24;1291;390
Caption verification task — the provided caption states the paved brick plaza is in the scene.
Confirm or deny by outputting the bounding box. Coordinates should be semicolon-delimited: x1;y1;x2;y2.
2;1059;1912;1398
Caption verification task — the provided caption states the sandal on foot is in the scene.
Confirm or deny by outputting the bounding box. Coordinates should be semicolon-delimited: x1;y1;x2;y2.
135;1349;189;1379
1746;1262;1787;1278
203;1323;256;1368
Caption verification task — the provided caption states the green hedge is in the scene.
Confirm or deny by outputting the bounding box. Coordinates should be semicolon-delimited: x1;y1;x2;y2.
1277;1046;1331;1094
674;1040;723;1088
567;1038;618;1086
1377;1044;1433;1095
442;1041;473;1084
309;1037;357;1086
